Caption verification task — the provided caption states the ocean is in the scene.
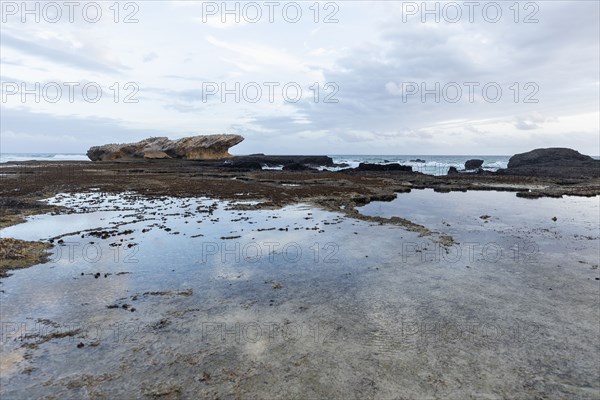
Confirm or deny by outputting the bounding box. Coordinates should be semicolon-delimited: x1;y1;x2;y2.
0;153;510;176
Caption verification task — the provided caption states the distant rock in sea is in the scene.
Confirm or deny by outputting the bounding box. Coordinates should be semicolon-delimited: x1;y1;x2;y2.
500;148;599;178
87;134;244;161
464;159;484;170
356;163;412;172
507;148;594;168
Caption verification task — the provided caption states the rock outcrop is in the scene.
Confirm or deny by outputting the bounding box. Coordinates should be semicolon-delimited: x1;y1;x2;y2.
87;135;244;161
224;160;263;170
356;163;412;172
507;148;594;168
242;155;334;167
500;148;599;178
283;163;317;171
465;159;484;170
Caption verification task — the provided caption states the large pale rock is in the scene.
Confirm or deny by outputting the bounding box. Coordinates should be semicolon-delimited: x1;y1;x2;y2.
87;135;244;161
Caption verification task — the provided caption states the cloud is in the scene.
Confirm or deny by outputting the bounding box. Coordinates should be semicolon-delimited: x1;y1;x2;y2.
0;1;598;155
1;32;127;74
0;108;167;153
143;52;159;63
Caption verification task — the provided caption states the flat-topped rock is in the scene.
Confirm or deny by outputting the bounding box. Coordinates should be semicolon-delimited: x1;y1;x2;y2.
356;163;412;172
508;148;594;168
501;147;599;178
240;155;334;167
87;134;244;161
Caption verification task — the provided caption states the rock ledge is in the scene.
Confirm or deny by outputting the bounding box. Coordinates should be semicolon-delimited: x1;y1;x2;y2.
87;135;244;161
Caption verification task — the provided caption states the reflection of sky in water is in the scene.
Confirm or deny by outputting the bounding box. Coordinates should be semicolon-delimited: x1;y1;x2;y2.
1;191;599;397
1;193;403;322
359;189;599;251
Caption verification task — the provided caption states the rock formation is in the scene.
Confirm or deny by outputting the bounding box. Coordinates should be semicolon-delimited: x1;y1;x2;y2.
283;163;317;171
87;135;244;161
356;163;412;172
507;148;594;168
242;155;334;167
464;159;484;170
499;148;599;178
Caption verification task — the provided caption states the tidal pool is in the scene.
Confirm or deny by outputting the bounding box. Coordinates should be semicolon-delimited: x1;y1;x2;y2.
1;191;598;399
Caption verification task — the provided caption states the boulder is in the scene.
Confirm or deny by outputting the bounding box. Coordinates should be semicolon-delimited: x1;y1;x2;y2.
410;159;426;163
447;166;459;175
87;134;244;161
508;148;593;168
356;163;412;172
503;148;599;178
465;159;484;170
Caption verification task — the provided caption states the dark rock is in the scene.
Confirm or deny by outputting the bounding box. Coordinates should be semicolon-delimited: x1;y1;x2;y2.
241;155;334;166
225;160;263;170
465;159;484;170
447;167;459;175
508;148;593;168
356;163;412;172
410;159;426;163
283;163;317;171
504;148;599;178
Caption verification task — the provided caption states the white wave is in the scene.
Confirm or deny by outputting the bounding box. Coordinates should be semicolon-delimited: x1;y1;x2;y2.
261;165;284;171
0;153;90;163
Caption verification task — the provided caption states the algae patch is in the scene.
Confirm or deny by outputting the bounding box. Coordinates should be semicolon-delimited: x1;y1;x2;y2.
0;238;53;278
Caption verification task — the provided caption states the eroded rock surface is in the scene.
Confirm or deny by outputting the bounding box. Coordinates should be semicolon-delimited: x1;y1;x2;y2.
87;135;244;161
501;148;599;178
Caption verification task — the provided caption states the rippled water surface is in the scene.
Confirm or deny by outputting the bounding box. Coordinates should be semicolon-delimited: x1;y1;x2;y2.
1;191;598;398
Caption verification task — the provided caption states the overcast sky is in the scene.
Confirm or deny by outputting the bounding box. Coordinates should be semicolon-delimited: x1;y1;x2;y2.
1;1;598;155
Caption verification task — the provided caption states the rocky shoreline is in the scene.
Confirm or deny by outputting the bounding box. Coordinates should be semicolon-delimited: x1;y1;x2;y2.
83;136;599;177
1;150;599;398
0;148;598;277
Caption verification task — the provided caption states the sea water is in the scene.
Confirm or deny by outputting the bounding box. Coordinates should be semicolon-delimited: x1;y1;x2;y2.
1;190;599;398
0;153;509;176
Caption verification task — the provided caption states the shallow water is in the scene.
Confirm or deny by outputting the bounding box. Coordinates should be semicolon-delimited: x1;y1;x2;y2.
1;191;599;398
359;189;599;248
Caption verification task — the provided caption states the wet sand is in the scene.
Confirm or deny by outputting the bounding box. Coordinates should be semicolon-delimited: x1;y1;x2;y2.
1;161;599;399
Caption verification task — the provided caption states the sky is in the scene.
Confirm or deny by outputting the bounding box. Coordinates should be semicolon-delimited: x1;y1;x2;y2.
1;0;599;156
